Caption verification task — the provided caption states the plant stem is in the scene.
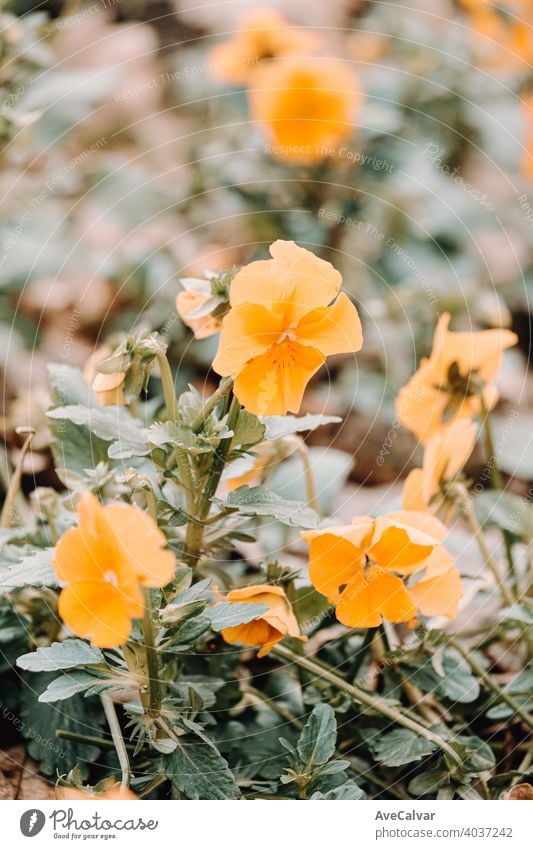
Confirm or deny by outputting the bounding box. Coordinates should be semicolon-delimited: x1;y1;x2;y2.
142;588;161;714
448;638;533;729
184;393;241;567
271;643;463;767
0;429;34;528
480;397;503;490
190;376;234;432
347;628;376;681
101;695;131;790
155;351;179;421
138;773;168;799
453;483;515;606
56;730;136;751
295;439;321;516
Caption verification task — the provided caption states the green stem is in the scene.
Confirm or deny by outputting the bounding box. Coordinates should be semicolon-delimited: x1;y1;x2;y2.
155;351;179;421
348;628;377;681
184;394;241;567
453;483;515;607
138;774;168;799
56;730;136;751
295;439;321;517
190;376;233;432
101;695;131;790
448;638;533;729
271;643;463;767
142;588;161;714
0;429;34;528
480;397;503;490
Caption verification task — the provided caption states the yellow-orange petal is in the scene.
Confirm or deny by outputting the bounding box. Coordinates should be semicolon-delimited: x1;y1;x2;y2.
102;503;175;588
303;526;370;601
176;290;222;340
335;567;416;628
368;511;445;575
212;302;284;376
58;581;139;648
294;292;363;357
409;548;462;619
233;339;324;415
402;469;428;512
53;493;111;585
92;371;126;407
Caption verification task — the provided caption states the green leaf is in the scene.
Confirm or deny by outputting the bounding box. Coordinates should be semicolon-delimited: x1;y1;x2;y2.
262;414;341;440
374;729;436;767
19;671;106;777
224;485;319;529
453;735;496;772
230;410;265;451
38;671;108;702
408;766;450;796
17;640;104;673
296;703;337;769
48;405;149;459
311;781;366;800
486;668;532;719
475;490;533;539
48;363;94;406
164;735;240;799
208;602;268;631
0;548;58;592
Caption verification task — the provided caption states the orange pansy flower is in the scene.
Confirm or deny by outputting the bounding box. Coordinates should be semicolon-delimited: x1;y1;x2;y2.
403;419;478;513
249;56;362;165
176;290;223;340
212;240;362;415
408;548;463;620
54;492;175;648
302;510;460;627
219;583;306;657
209;8;321;85
396;312;517;444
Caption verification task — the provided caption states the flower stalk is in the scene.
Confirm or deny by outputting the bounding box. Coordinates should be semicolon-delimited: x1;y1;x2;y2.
101;694;131;790
142;588;162;714
155;350;179;422
0;428;35;529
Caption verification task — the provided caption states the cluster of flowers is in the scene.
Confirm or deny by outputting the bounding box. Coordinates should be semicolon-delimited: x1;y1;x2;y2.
59;239;516;663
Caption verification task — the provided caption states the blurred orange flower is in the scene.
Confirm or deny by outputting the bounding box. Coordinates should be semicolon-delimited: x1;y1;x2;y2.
84;347;126;407
403;419;478;513
224;442;275;491
57;783;137;800
460;1;533;70
213;240;362;415
522;91;533;180
302;511;460;627
177;290;223;339
208;8;321;85
408;548;463;619
54;492;175;648
219;583;306;657
396;312;517;444
249;56;362;165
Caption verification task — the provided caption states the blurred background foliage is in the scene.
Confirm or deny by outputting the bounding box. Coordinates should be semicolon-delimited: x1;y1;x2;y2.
0;0;531;495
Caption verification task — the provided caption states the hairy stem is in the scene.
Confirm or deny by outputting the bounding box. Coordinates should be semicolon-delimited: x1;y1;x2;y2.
453;483;515;606
271;643;463;767
190;376;234;432
101;694;131;790
295;439;321;516
142;588;161;714
0;429;35;529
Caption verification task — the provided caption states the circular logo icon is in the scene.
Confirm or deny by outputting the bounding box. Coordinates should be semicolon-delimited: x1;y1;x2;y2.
20;810;46;838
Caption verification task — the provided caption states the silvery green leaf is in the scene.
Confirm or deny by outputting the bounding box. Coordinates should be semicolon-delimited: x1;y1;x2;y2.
17;640;104;672
208;601;268;631
224;485;319;529
262;414;341;440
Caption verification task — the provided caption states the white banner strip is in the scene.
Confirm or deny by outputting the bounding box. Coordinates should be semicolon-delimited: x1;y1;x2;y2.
2;800;531;848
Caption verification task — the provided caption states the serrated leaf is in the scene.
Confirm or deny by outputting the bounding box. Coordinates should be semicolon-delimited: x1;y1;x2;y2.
0;548;58;592
48;364;95;406
230;410;265;450
208;601;268;631
374;729;436;767
408;766;450;796
17;640;104;673
454;735;496;772
224;485;319;529
296;703;337;769
262;414;341;440
164;735;240;800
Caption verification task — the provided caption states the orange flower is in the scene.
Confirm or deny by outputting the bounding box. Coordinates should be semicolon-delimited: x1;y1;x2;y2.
408;548;463;620
57;783;137;800
302;511;460;627
208;9;321;85
403;419;478;513
522;91;533;180
249;56;362;165
212;240;362;415
219;584;306;657
224;442;276;491
396;312;517;444
84;347;125;407
460;1;533;70
53;492;175;648
177;290;223;339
